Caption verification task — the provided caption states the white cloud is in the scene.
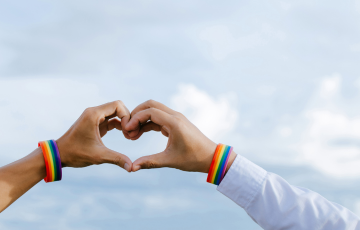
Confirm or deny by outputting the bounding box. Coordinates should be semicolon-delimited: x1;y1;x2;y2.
171;84;238;140
300;74;360;178
318;74;341;99
302;110;360;178
0;77;103;158
278;126;293;137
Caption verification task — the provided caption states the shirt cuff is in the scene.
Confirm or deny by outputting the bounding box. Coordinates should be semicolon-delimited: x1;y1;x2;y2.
217;154;267;210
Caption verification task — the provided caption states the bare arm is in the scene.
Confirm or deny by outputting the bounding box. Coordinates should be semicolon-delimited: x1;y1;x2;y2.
0;100;134;213
0;148;45;212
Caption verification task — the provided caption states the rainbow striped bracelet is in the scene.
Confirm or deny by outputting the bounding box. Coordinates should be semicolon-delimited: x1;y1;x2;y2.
38;140;62;183
207;144;233;185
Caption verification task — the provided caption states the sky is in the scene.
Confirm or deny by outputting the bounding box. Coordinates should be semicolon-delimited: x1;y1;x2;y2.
1;0;360;229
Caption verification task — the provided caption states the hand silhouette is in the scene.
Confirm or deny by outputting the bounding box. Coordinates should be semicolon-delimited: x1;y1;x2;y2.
57;100;133;171
125;100;236;173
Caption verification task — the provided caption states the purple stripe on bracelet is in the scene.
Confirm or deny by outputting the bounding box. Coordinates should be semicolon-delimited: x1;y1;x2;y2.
51;139;62;180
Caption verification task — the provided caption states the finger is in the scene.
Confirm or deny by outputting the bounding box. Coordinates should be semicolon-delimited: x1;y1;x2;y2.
99;118;122;137
107;118;122;131
95;100;132;139
95;100;131;124
121;119;134;140
139;121;162;133
128;100;177;137
132;152;168;172
123;131;132;140
105;113;117;120
102;148;133;172
129;121;163;140
125;108;173;133
98;120;132;141
131;100;178;118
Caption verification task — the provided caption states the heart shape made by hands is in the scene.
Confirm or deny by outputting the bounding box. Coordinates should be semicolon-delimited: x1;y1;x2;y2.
119;100;219;174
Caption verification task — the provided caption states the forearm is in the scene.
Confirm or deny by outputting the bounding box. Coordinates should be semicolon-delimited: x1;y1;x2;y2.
0;148;46;212
0;101;133;213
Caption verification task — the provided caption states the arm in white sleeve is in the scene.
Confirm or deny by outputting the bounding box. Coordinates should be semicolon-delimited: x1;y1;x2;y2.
217;155;360;230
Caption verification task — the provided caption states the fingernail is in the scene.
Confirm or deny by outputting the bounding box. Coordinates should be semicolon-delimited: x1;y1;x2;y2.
124;163;131;172
133;165;141;172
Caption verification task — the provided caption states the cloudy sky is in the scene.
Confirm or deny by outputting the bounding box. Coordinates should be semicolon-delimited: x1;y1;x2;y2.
1;0;360;229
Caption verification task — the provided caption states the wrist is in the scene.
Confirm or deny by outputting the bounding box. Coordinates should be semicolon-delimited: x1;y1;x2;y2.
224;151;237;175
199;141;218;173
55;137;68;167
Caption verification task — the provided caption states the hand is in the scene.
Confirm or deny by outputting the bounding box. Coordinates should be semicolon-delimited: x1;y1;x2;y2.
56;100;133;172
125;100;236;173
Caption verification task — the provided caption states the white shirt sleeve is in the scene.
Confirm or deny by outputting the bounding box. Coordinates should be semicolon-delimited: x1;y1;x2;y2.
217;154;360;230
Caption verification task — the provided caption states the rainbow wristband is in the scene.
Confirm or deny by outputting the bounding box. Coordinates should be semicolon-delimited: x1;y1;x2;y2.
207;144;233;185
38;140;62;183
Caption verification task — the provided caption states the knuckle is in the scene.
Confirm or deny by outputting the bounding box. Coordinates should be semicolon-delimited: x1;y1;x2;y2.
172;116;185;129
173;115;183;124
83;107;93;114
175;111;185;118
115;100;124;107
83;107;96;119
146;99;156;107
148;107;157;114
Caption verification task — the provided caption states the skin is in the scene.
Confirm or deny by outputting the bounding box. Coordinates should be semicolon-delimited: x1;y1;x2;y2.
0;101;133;213
125;100;237;174
0;99;236;213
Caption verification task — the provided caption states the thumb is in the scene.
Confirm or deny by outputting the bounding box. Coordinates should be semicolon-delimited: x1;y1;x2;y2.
132;152;168;172
102;148;133;172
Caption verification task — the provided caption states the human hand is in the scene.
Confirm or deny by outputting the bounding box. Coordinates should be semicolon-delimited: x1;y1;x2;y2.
56;101;134;172
125;100;236;173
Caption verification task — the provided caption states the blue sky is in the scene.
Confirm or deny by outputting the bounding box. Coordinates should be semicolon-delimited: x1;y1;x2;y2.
1;0;360;229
